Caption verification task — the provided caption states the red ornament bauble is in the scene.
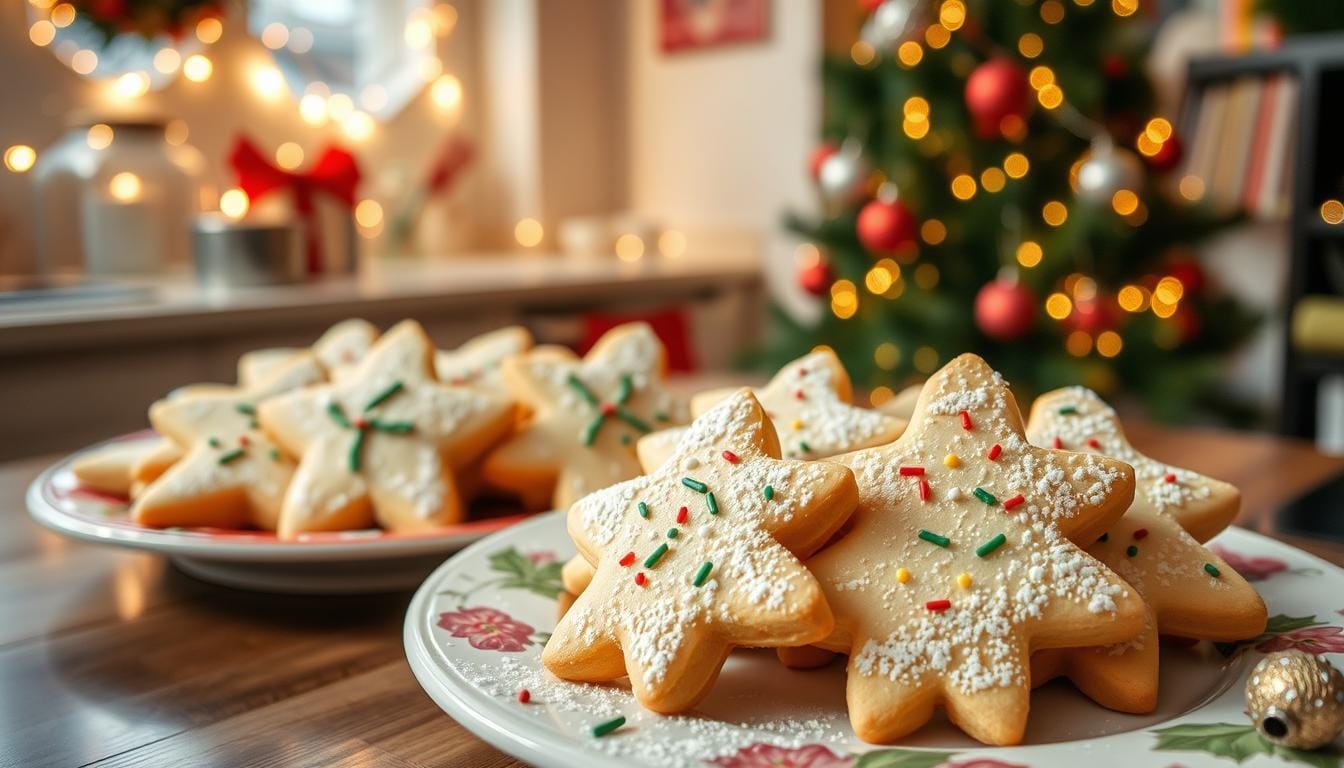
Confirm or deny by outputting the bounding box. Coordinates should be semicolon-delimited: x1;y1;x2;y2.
1166;258;1206;295
1146;133;1184;173
808;142;839;181
975;280;1037;341
797;259;834;297
1103;54;1128;79
1068;299;1117;334
965;58;1031;140
856;198;918;255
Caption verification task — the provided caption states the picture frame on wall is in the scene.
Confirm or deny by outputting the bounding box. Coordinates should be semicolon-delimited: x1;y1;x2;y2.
660;0;770;54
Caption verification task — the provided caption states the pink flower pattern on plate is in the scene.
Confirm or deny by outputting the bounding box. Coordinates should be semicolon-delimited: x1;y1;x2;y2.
1208;545;1287;582
708;743;854;768
1257;625;1344;655
437;606;536;652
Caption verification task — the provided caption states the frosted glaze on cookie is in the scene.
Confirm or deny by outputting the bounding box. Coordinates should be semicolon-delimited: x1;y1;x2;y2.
237;318;379;386
133;354;326;531
542;390;858;714
804;354;1145;746
692;350;905;460
1026;386;1240;543
435;326;534;388
483;323;690;511
259;320;513;539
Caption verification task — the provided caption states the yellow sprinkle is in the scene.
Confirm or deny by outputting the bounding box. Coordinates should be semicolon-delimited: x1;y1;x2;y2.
791;419;803;430
957;572;973;589
944;453;961;468
896;567;911;584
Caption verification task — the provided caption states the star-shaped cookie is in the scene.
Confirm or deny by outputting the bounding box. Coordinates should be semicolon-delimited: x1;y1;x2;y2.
803;354;1146;745
693;350;906;460
238;318;378;386
1030;505;1266;712
435;326;533;387
482;322;688;511
1025;387;1240;543
74;437;177;497
542;389;859;713
258;320;514;538
133;354;326;530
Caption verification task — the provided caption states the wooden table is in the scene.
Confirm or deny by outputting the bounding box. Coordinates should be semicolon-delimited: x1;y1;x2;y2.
3;425;1342;767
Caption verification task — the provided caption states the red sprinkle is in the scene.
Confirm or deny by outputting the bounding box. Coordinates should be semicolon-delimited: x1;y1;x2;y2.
676;506;688;524
722;450;740;464
239;435;250;446
1165;473;1177;483
960;411;973;431
517;689;531;703
899;466;925;476
926;599;951;612
1133;528;1149;540
987;444;1002;461
795;389;805;400
354;417;369;429
600;403;616;416
634;572;647;586
619;551;635;567
1052;436;1064;449
1003;494;1025;510
1086;438;1101;449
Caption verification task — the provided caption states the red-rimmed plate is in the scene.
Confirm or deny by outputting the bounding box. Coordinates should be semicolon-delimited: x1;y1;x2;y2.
27;432;533;593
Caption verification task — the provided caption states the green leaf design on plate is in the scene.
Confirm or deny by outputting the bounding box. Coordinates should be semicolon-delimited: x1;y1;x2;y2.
1217;614;1327;657
487;547;564;599
1152;723;1342;768
854;748;957;768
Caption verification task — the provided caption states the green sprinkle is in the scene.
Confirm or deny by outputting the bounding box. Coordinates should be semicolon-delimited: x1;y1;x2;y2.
917;529;950;548
621;434;632;445
1203;562;1221;577
973;487;998;505
268;447;280;461
706;492;719;515
763;485;774;500
235;403;257;416
581;414;605;446
638;501;650;519
644;543;669;568
370;419;414;433
566;373;600;406
208;437;221;448
327;402;352;429
975;533;1007;558
667;528;679;539
682;477;708;493
1057;405;1078;415
799;441;811;453
1126;545;1138;557
693;561;714;587
655;410;670;422
615;408;652;433
1097;532;1109;543
363;380;404;412
615;374;633;405
217;448;245;465
249;419;259;429
349;430;366;472
590;715;626;738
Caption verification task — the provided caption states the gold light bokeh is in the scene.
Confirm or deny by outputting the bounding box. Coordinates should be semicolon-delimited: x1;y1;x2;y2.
921;219;947;245
1016;241;1043;268
1045;292;1073;320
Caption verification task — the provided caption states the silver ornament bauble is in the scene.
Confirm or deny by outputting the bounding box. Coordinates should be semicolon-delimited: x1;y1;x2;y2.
817;141;870;203
861;0;920;50
1246;650;1344;751
1076;141;1146;204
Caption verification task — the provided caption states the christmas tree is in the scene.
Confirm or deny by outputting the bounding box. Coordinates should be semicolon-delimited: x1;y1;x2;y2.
772;0;1258;423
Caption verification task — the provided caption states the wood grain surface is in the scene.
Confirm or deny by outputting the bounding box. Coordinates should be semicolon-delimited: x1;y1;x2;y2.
3;423;1342;768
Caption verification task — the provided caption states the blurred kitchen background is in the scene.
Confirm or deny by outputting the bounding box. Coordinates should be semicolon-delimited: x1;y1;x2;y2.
1;0;1343;461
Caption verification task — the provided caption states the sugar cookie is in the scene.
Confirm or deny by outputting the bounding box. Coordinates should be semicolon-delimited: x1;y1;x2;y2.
258;320;514;538
879;383;924;422
482;322;688;511
800;354;1145;745
133;354;326;530
542;389;859;713
73;438;173;496
1025;386;1239;543
435;326;534;387
238;318;378;386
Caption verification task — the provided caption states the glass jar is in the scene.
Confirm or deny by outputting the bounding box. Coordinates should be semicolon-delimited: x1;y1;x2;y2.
32;118;204;275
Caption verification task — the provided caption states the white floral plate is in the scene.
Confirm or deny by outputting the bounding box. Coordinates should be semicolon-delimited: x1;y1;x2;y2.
27;432;531;593
404;510;1344;768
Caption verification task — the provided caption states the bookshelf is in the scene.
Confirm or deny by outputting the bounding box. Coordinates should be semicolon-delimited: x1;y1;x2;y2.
1185;33;1344;439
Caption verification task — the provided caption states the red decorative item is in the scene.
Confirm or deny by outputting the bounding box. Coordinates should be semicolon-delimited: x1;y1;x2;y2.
808;141;839;180
859;0;885;12
974;279;1036;340
1166;258;1206;296
856;198;917;255
796;257;834;297
580;308;696;373
1145;132;1183;173
1068;299;1117;334
965;58;1031;139
1102;53;1128;79
660;0;768;53
228;136;361;275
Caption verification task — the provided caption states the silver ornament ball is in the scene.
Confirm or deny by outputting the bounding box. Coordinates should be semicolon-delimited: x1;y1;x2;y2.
1246;650;1344;751
861;0;920;50
817;145;871;203
1076;144;1146;204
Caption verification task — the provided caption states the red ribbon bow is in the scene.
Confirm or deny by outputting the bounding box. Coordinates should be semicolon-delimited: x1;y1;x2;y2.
227;136;361;275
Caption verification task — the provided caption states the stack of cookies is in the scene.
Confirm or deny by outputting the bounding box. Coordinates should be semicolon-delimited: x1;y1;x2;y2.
545;353;1267;746
73;318;691;540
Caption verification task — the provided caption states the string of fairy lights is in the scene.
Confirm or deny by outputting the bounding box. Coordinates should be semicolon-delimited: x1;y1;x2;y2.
806;0;1344;382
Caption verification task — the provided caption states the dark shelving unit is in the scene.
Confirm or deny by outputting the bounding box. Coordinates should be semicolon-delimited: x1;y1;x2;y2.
1186;33;1344;439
